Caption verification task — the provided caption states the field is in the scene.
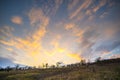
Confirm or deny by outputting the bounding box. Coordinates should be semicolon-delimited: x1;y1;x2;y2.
0;59;120;80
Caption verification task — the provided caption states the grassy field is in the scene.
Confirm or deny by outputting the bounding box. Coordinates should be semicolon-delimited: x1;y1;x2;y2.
0;64;120;80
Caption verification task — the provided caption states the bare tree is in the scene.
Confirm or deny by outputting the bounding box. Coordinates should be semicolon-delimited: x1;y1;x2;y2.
15;64;19;70
45;63;48;68
56;62;62;67
95;57;101;62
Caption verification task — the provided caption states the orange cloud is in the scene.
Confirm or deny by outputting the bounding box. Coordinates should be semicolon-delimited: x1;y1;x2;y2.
64;23;85;43
65;23;75;30
0;40;13;46
6;47;13;52
49;35;66;54
67;53;82;61
28;8;49;27
11;16;23;25
102;51;110;56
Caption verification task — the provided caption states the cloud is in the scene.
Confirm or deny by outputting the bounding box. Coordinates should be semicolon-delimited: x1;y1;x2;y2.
85;10;92;16
11;16;23;25
69;0;92;19
0;40;13;46
50;35;61;48
95;41;120;52
67;53;82;61
93;0;107;13
0;26;14;39
99;12;108;18
69;0;113;22
65;23;75;30
1;0;119;66
110;54;120;59
64;23;96;60
0;8;50;67
68;0;79;10
35;0;63;16
6;47;13;52
63;14;120;61
64;22;84;36
54;0;63;13
28;8;49;27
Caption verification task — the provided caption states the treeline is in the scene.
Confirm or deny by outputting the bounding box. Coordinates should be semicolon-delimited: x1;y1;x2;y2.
93;57;120;65
0;58;120;72
0;65;33;72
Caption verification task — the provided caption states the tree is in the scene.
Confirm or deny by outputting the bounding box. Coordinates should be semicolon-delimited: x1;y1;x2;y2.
81;59;86;65
15;64;19;70
56;62;62;67
6;66;11;72
45;63;48;68
50;65;55;68
33;66;36;69
0;67;4;71
42;63;45;68
95;57;101;62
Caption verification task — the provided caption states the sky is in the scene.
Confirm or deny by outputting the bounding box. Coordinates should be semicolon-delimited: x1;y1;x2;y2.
0;0;120;67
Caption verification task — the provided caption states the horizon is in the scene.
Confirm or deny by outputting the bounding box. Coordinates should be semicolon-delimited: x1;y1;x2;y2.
0;0;120;68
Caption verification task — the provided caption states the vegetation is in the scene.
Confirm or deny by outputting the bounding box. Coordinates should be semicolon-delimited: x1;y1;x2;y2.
0;58;120;80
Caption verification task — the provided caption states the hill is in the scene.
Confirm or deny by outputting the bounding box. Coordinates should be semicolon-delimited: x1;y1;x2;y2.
0;58;120;80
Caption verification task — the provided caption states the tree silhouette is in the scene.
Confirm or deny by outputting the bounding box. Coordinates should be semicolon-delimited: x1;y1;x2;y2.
42;63;45;68
50;65;55;68
95;57;101;62
45;63;48;68
6;66;11;72
81;59;86;65
15;64;19;70
56;62;62;67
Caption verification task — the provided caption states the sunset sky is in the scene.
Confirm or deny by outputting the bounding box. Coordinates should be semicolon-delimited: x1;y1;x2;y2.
0;0;120;67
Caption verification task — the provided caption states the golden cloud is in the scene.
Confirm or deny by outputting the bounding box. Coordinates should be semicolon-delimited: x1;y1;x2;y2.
0;40;13;46
67;53;82;61
49;35;66;55
65;23;75;30
11;16;23;25
6;47;13;52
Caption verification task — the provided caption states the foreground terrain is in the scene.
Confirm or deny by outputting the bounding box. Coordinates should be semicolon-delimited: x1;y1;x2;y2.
0;58;120;80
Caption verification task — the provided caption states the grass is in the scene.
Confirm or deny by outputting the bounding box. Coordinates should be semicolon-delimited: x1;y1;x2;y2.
0;63;120;80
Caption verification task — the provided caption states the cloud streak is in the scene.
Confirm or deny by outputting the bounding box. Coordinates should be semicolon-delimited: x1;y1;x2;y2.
69;0;92;19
